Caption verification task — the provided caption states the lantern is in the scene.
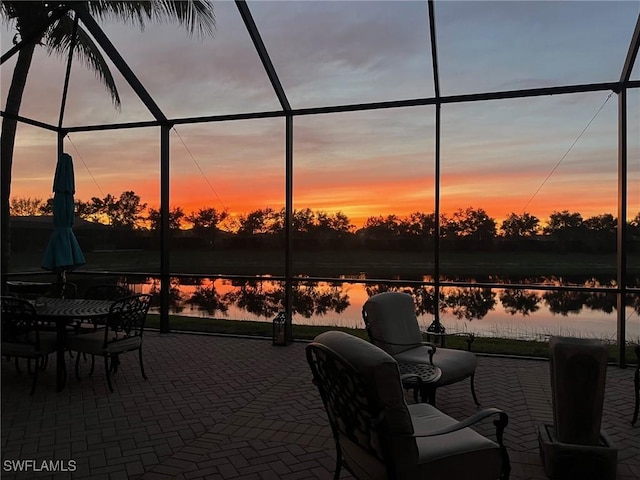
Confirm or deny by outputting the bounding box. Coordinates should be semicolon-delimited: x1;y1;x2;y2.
272;311;288;346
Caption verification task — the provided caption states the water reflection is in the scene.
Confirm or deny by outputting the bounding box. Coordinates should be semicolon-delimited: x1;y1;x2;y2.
499;290;541;316
123;275;639;339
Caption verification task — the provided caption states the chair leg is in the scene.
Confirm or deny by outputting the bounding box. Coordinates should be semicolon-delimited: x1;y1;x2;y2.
139;348;147;380
333;444;342;480
27;358;35;375
632;367;639;426
29;360;39;396
75;351;82;381
14;356;21;374
89;355;95;375
105;356;114;393
470;373;480;406
494;411;511;480
110;354;120;374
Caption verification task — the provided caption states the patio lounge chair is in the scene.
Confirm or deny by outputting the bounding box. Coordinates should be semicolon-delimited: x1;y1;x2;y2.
306;330;510;480
66;294;151;392
1;296;57;395
362;291;479;406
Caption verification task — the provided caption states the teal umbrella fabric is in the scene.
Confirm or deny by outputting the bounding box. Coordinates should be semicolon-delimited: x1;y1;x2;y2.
41;153;86;272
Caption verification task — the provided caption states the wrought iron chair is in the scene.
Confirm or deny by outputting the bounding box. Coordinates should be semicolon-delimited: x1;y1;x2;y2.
362;291;479;406
306;331;510;480
74;284;131;334
632;345;640;426
1;296;57;395
66;294;151;392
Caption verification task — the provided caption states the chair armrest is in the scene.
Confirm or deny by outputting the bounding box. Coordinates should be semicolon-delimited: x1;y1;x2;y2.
420;341;437;363
411;408;508;438
409;408;510;479
400;373;424;402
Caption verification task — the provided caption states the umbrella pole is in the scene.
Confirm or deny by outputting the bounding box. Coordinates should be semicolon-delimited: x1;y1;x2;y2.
57;270;67;298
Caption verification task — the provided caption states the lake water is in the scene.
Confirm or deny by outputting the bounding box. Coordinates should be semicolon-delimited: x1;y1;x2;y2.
121;276;640;342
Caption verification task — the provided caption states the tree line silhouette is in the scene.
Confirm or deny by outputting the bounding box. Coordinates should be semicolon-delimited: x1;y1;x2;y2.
9;192;640;253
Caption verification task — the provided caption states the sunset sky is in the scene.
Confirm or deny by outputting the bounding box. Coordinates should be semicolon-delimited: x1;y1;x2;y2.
2;0;639;228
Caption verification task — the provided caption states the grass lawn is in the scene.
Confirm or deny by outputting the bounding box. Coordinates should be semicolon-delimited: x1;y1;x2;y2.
146;314;639;365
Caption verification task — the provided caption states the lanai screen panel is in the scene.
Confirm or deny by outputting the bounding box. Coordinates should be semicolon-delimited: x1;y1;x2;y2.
435;1;639;95
292;106;436;280
439;92;619;281
169;119;286;276
100;1;281;119
62;129;161;266
250;0;435;109
8;126;57;201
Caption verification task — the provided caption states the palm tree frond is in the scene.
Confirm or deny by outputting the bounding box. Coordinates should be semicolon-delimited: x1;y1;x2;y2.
46;15;121;109
86;1;215;38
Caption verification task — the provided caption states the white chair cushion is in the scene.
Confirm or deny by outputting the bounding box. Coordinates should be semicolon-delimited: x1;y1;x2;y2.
363;292;423;355
66;331;142;356
405;403;502;480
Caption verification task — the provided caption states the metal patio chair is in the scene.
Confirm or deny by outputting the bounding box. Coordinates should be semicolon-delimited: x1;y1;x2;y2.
306;331;510;480
1;296;57;395
362;291;479;406
66;294;151;392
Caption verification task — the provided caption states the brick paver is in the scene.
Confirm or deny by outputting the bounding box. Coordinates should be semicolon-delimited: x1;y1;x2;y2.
2;332;639;479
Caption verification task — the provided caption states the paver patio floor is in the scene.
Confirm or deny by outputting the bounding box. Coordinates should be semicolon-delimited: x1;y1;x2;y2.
2;332;639;479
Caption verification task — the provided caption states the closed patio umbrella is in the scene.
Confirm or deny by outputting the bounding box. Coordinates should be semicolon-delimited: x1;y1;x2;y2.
41;153;85;284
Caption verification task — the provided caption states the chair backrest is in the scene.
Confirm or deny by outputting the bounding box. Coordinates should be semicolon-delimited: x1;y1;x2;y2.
362;292;423;355
1;296;40;348
306;331;417;480
105;294;152;342
84;284;131;301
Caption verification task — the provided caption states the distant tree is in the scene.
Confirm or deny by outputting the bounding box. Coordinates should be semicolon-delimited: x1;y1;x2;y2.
76;199;96;221
147;207;185;231
112;191;147;229
544;210;583;234
186;207;228;230
9;196;45;215
83;194;117;225
292;208;315;233
500;212;540;238
583;213;616;234
363;215;402;235
237;208;275;235
449;207;496;240
316;210;354;234
186;207;228;246
403;211;438;236
629;212;640;241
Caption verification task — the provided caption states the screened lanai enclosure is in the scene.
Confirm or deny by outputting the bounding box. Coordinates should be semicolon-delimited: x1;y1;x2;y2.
1;1;639;364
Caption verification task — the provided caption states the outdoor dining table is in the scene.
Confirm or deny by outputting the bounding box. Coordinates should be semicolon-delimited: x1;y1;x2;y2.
35;298;113;391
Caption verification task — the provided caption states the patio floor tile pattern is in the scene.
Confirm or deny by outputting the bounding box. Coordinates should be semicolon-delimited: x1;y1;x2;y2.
2;332;639;479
